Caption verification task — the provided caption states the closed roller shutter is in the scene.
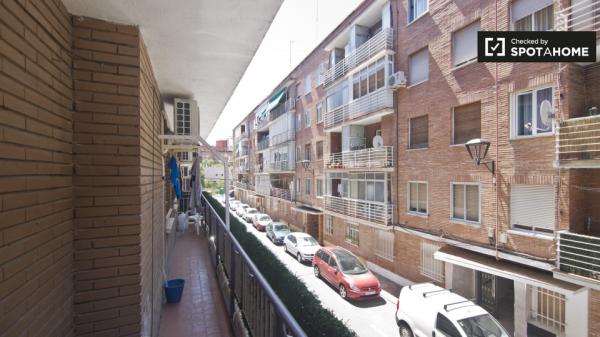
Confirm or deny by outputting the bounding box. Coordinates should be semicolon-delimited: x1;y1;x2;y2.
510;184;555;232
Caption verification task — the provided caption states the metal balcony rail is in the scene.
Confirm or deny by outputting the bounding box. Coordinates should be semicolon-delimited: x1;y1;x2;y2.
323;28;393;88
271;187;294;201
234;181;254;190
557;231;600;281
324;88;394;129
325;146;393;169
270;99;296;121
255;184;271;196
268;160;291;172
556;0;600;32
201;194;307;337
323;195;393;225
236;148;249;157
556;115;600;162
257;138;270;151
255;164;265;173
270;130;295;147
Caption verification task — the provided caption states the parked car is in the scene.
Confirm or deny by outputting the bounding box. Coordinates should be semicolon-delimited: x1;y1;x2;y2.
235;204;249;217
252;213;272;231
243;208;258;222
395;283;510;337
284;233;321;263
229;200;241;211
312;246;380;300
265;222;290;244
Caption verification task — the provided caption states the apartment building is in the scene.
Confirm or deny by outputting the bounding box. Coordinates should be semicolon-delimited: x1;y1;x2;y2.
232;0;600;336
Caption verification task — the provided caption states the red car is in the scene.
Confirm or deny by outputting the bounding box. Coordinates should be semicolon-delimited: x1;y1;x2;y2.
312;246;381;300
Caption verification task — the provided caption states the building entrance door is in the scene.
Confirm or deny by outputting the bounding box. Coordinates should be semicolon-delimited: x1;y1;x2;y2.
476;272;515;336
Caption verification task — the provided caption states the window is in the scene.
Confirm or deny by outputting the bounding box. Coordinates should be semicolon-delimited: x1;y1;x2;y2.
452;183;480;223
324;215;333;235
527;285;566;334
409;115;428;149
409;48;428;85
453;102;481;144
375;230;394;261
420;241;444;282
316;141;323;160
436;314;461;337
295;83;301;100
296;113;301;131
304;109;311;128
304;143;312;161
510;184;555;233
304;178;311;195
345;223;359;245
513;87;553;137
352;58;386;100
304;74;311;95
408;182;428;214
316;103;324;123
452;21;480;67
296;145;301;163
316;178;323;197
175;101;191;135
177;151;189;161
327;172;389;203
408;0;428;23
512;0;553;31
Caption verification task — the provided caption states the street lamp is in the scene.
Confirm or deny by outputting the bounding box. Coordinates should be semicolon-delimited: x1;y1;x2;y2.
465;138;495;175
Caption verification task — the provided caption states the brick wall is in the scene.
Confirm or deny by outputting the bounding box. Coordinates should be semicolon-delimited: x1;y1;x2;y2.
0;1;74;336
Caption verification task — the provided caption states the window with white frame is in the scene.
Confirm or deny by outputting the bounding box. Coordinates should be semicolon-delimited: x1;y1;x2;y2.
512;0;553;31
408;0;428;23
295;83;301;100
295;145;301;163
510;184;555;233
527;285;566;335
304;109;311;128
408;182;428;214
296;113;301;131
316;103;323;123
325;215;333;235
304;178;311;195
452;20;480;67
345;223;359;245
451;183;480;223
352;57;386;100
375;230;394;261
304;143;311;161
513;87;553;137
420;241;444;282
409;48;429;85
304;74;311;95
316;178;323;197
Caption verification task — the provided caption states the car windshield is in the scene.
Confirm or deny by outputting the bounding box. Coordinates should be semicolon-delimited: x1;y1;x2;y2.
334;250;368;275
458;314;510;337
274;224;289;232
298;237;318;246
259;215;271;221
247;209;257;214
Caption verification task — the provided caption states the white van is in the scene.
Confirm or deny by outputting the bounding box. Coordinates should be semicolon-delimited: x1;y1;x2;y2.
395;283;510;337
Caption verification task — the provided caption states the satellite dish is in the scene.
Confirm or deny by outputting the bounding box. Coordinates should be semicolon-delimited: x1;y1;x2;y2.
539;100;554;128
372;135;384;148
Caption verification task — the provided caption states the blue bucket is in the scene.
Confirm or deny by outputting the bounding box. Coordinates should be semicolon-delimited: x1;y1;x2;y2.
164;279;185;304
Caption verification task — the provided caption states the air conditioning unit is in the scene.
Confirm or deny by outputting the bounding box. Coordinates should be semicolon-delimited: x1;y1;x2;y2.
173;98;200;137
388;71;407;89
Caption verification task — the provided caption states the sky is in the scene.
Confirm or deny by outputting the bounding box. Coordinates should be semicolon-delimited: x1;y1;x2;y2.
206;0;363;143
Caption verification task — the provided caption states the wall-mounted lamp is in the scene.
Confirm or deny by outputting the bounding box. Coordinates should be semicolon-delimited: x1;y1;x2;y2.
300;160;313;173
465;138;495;175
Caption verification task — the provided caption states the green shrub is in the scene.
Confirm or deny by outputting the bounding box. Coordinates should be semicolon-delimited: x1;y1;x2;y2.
204;192;357;337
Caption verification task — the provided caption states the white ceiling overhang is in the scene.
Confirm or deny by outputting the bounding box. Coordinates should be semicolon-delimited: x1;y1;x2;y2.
64;0;284;138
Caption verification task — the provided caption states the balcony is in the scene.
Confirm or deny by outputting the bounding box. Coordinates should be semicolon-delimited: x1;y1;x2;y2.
257;137;270;151
234;181;254;191
325;146;393;170
255;163;265;173
323;27;393;88
270;130;295;147
268;160;293;173
235;148;249;157
323;195;392;226
556;0;600;32
557;231;600;286
256;99;296;131
324;88;394;130
271;187;294;201
556;115;600;168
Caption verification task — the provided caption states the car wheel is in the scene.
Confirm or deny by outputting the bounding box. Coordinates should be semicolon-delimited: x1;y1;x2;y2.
399;323;413;337
296;253;302;263
313;265;320;278
283;244;287;253
339;284;347;299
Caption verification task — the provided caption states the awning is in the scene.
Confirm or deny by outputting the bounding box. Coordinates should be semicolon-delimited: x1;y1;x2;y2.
435;245;581;294
265;87;287;112
291;205;322;215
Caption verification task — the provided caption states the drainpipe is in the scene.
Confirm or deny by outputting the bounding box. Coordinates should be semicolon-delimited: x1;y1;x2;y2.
494;0;500;260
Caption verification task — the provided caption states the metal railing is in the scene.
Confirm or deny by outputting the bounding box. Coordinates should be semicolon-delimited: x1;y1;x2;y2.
556;115;600;164
257;137;270;151
323;28;394;88
557;231;600;281
270;187;294;201
201;194;307;337
256;99;296;131
236;148;249;157
324;88;394;129
238;165;250;173
270;130;295;147
325;146;394;169
556;0;600;32
234;181;254;191
323;195;393;225
268;161;292;172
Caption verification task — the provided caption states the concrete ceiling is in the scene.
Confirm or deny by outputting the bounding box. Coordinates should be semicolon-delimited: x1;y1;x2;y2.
64;0;284;138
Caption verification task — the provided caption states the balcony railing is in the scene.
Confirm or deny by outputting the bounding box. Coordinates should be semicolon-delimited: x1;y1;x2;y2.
268;161;292;172
201;194;307;337
237;165;250;173
257;137;270;151
323;195;392;226
234;181;254;190
323;28;393;88
256;99;296;130
556;0;600;32
271;187;294;201
270;130;295;147
255;164;265;173
236;148;249;157
557;231;600;281
325;146;393;169
324;88;394;129
556;115;600;165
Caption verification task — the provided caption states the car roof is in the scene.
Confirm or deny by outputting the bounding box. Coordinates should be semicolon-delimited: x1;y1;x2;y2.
403;283;488;321
256;213;269;217
290;232;313;238
247;208;257;211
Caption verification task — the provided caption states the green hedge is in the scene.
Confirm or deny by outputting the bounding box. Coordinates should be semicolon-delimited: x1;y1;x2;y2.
204;192;356;337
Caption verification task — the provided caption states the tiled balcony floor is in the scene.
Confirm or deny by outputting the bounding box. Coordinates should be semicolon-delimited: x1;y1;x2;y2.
159;231;233;337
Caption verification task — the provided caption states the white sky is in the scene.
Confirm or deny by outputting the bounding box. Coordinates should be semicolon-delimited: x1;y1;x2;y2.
207;0;362;143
